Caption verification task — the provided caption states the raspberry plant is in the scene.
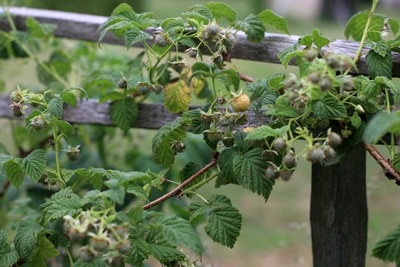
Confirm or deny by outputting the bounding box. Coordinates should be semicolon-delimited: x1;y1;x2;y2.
1;0;400;266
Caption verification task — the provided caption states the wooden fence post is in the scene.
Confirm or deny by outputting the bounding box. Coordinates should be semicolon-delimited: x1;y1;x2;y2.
310;143;367;267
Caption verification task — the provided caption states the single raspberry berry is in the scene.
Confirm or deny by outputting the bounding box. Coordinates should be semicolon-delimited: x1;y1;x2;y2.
29;115;48;130
272;137;287;153
282;150;297;169
154;32;171;47
230;93;250;112
304;47;319;62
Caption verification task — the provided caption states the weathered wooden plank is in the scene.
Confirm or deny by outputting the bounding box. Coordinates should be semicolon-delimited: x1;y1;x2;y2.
0;95;269;129
1;7;400;77
310;143;368;267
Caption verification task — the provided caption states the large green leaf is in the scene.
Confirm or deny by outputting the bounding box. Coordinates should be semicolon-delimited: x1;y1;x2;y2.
154;214;203;256
110;97;138;133
366;49;393;79
363;111;400;143
21;149;46;183
372;224;400;262
14;219;43;260
258;9;290;35
0;230;19;267
205;2;237;23
125;238;150;265
193;194;242;248
103;179;125;205
5;160;24;188
125;28;152;48
218;147;241;185
36;235;60;258
26;17;56;38
311;94;347;119
236;14;266;43
312;28;331;49
245;125;289;140
152;118;186;168
40;188;82;223
345;11;399;42
48;97;63;119
233;148;274;201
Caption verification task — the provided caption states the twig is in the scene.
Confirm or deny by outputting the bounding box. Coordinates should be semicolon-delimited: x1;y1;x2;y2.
142;155;219;210
0;179;10;199
237;72;256;83
364;142;400;185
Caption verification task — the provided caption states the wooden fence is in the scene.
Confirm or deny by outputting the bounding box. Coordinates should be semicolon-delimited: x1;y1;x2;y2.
1;6;400;267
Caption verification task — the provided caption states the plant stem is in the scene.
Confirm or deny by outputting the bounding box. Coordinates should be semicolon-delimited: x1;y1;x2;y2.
182;171;220;194
364;141;400;185
351;0;379;67
142;156;218;210
53;124;65;189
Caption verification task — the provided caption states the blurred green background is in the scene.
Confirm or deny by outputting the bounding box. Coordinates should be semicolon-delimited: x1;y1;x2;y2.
3;0;400;266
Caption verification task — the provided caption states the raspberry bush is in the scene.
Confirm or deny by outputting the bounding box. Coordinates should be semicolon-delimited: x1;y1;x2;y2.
1;0;400;266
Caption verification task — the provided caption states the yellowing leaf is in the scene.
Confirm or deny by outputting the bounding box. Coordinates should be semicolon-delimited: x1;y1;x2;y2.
164;80;191;113
191;77;205;96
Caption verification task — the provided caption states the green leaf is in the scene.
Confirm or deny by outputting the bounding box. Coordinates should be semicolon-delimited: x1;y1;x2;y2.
154;214;203;256
0;248;18;267
26;17;56;38
60;91;77;108
204;2;237;23
204;195;242;248
350;112;362;129
372;224;400;262
125;238;150;265
345;11;398;42
280;48;304;68
110;97;138;133
218;147;241;185
215;69;240;91
363;111;400;143
56;120;75;137
152;118;186;168
233;148;274;201
14;219;43;260
164;79;191;113
257;9;290;34
311;94;347;119
264;105;300;118
245;125;289;140
366;49;393;79
183;5;213;24
161;17;185;33
5;160;24;188
37;235;59;258
236;14;266;43
127;185;149;202
48;97;63;119
125;28;152;48
0;230;19;267
312;28;331;49
0;154;13;174
21;149;46;183
103;179;125;205
40;188;82;223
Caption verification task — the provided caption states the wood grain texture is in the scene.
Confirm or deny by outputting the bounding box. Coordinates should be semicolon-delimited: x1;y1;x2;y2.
0;95;269;129
1;7;400;77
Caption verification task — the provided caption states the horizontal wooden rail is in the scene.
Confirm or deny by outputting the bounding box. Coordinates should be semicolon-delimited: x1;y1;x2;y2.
1;7;400;77
0;95;269;129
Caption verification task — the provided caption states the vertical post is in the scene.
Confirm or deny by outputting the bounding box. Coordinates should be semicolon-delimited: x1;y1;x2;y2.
310;143;367;267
